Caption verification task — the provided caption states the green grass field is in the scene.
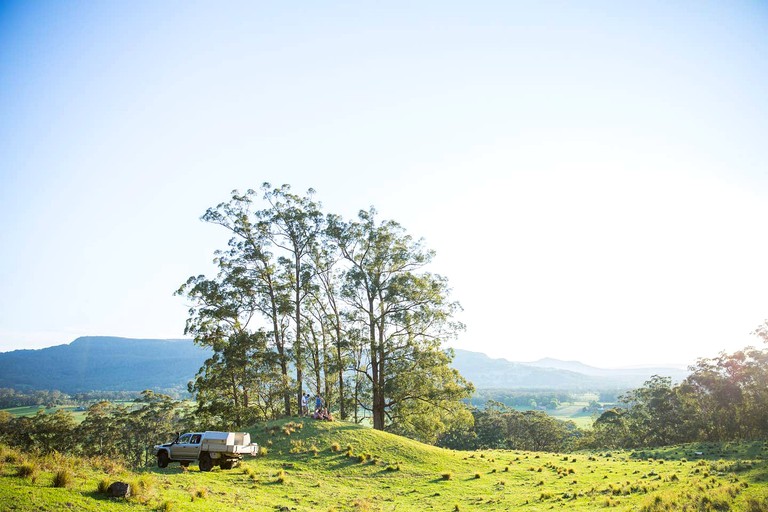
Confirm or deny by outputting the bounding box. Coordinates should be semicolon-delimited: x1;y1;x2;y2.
3;405;88;422
1;419;767;511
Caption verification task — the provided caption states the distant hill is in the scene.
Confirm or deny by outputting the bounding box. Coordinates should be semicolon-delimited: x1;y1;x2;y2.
0;336;211;394
0;337;688;394
450;350;689;390
524;357;689;382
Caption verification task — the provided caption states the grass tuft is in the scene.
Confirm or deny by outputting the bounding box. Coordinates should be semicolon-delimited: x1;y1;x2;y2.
97;477;111;494
52;469;74;488
16;462;37;479
191;487;208;500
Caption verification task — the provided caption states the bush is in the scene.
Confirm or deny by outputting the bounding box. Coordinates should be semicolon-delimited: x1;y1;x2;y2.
441;472;452;480
330;442;341;452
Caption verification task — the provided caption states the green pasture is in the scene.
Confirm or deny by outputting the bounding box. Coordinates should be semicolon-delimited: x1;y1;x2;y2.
2;405;88;422
1;418;767;511
507;402;598;428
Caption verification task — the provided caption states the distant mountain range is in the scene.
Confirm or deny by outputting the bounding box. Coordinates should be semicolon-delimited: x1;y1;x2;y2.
0;337;689;394
0;336;211;394
452;350;689;390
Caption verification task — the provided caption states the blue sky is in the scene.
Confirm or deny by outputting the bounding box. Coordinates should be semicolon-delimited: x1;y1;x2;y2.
1;1;767;367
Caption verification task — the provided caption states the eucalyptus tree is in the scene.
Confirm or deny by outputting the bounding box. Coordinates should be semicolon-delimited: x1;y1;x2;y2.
328;208;472;437
178;264;281;425
306;239;350;418
256;183;325;414
190;188;294;415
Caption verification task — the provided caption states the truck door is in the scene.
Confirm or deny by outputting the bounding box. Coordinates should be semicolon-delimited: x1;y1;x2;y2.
173;433;195;460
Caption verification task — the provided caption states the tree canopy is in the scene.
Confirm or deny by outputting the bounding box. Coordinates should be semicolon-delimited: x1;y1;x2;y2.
177;184;473;441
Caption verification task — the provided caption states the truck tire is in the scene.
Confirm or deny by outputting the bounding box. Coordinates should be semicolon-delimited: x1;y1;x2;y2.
157;451;169;468
199;452;213;472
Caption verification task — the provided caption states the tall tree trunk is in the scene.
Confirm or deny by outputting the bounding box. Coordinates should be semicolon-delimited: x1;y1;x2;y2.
336;322;346;419
370;298;385;430
267;276;291;417
295;259;303;417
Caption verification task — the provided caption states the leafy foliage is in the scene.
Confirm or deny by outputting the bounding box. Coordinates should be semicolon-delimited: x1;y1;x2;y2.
178;185;473;442
589;342;768;449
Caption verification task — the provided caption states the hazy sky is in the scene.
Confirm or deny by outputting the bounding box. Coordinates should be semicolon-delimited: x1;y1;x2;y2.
1;1;767;367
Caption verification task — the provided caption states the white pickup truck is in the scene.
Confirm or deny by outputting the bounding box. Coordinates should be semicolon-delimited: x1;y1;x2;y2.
153;431;259;471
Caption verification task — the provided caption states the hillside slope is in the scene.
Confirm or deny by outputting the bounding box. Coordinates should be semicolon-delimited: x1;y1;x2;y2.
1;419;766;511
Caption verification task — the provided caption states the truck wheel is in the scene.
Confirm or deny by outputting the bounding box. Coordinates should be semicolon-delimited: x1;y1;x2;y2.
199;452;213;472
157;451;169;468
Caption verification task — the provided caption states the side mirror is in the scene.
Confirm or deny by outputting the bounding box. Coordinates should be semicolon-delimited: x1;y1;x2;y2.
172;432;180;444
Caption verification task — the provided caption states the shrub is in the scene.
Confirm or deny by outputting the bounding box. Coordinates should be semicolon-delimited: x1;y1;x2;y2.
158;501;175;512
309;445;319;456
259;446;269;457
441;472;452;480
52;469;74;488
330;442;341;452
474;473;481;479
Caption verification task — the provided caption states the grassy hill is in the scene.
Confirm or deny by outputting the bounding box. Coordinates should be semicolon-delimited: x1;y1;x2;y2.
1;419;767;511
